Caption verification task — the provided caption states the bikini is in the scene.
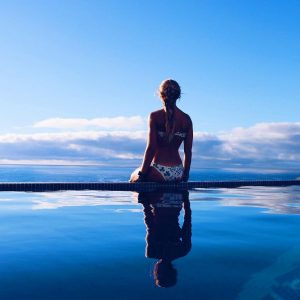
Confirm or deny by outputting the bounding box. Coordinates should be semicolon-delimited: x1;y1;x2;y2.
157;131;187;139
152;162;184;181
152;131;187;181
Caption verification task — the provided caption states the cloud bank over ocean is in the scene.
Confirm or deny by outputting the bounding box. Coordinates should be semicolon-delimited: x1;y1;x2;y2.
1;117;299;170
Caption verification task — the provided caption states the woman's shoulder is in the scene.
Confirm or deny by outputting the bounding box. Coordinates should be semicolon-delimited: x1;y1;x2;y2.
176;108;192;125
148;110;165;129
149;109;164;120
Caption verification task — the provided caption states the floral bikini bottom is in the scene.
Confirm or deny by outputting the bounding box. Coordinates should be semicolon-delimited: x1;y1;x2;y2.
152;162;184;181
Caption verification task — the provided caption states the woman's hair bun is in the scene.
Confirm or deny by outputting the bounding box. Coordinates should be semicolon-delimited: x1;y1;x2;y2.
159;79;181;102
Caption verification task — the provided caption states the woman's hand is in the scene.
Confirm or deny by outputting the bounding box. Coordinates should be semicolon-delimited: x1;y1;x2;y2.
175;174;188;182
129;168;147;182
129;168;139;182
181;173;189;182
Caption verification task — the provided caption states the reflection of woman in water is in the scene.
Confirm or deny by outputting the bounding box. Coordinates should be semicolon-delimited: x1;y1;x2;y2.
138;191;192;287
130;79;193;182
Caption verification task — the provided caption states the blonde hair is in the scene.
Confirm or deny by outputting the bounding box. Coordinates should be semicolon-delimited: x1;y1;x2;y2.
159;79;181;142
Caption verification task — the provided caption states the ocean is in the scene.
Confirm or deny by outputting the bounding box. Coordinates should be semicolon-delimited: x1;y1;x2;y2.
0;164;299;182
0;165;300;300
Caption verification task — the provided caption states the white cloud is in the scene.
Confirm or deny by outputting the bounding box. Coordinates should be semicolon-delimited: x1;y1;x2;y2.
219;122;300;161
33;116;145;130
0;130;146;165
0;130;146;143
0;121;300;169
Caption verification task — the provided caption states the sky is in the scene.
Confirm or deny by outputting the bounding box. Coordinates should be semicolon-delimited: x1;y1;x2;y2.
0;0;300;169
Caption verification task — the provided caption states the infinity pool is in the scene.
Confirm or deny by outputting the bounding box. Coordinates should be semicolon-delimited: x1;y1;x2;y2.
0;186;300;300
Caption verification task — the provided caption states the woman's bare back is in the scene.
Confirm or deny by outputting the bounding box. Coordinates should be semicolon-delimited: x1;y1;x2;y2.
152;108;192;166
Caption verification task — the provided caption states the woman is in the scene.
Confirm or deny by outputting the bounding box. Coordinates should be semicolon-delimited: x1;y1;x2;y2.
130;79;193;182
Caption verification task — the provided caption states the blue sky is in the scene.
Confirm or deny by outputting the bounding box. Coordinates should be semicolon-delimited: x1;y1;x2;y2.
0;0;300;168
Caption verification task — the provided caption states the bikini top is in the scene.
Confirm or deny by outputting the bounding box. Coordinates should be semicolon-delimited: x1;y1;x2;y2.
157;131;187;139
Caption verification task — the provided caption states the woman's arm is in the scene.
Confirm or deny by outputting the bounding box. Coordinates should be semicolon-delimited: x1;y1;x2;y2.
140;113;157;174
182;117;193;182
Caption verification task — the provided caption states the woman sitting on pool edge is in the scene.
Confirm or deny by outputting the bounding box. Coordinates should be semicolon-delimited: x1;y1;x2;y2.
130;79;193;183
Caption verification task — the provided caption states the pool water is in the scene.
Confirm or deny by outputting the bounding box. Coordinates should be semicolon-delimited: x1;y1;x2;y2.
0;186;300;300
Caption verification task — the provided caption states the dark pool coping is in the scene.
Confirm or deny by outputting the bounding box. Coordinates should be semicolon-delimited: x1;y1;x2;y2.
0;180;299;192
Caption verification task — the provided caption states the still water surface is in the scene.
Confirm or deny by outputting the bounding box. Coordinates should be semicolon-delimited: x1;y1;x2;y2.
0;186;300;300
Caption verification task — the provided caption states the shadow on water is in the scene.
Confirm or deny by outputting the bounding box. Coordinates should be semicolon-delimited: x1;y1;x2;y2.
137;190;192;288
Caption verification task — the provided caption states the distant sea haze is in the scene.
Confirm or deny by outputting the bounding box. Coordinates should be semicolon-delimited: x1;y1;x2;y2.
0;165;299;183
